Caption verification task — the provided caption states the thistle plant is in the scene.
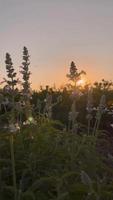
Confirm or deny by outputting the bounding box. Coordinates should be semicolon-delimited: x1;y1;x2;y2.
86;87;93;135
93;95;106;135
5;53;18;91
67;61;85;133
10;134;17;200
4;53;19;126
4;53;21;200
20;47;31;96
68;100;79;133
44;93;52;119
34;98;43;121
67;61;86;90
20;47;33;122
44;93;62;120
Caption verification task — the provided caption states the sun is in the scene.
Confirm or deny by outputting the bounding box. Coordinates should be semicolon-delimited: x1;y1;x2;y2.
76;79;86;87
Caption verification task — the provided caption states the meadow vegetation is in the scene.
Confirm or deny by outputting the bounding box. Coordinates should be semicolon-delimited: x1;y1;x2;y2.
0;47;113;199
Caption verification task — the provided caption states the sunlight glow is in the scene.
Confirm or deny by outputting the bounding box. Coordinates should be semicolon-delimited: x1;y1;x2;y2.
76;79;86;87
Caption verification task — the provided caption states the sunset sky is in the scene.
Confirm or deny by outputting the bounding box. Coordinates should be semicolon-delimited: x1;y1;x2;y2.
0;0;113;89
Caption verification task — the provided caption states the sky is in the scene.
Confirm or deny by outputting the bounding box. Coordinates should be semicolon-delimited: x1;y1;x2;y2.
0;0;113;89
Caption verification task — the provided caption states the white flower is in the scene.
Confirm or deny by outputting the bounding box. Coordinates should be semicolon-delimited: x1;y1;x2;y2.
9;123;20;133
93;107;97;111
23;116;37;125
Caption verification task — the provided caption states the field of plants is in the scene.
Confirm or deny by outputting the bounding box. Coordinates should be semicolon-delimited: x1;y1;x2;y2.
0;47;113;200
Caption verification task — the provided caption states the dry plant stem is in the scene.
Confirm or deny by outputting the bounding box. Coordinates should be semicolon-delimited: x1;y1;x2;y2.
10;134;17;200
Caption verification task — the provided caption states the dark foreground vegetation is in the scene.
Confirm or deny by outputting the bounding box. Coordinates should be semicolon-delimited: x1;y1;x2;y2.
0;47;113;199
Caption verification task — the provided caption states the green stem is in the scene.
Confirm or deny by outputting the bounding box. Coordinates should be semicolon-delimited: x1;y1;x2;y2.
88;119;91;135
93;119;98;136
10;134;17;200
95;118;101;136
